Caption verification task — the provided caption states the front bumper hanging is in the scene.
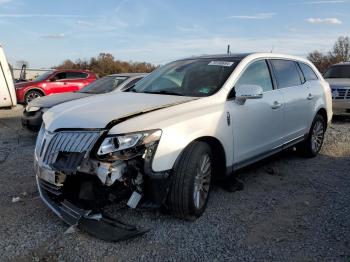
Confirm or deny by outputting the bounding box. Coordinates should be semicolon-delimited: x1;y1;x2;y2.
36;176;147;241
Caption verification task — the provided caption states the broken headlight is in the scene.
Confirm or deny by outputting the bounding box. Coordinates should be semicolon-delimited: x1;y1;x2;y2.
96;130;162;160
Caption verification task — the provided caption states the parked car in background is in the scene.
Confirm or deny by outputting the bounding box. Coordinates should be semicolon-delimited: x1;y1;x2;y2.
22;73;147;130
324;62;350;115
34;53;332;240
0;44;16;108
15;69;97;104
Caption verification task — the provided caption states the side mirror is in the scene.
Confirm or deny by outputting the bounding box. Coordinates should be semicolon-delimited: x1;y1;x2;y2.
49;77;57;82
235;84;263;100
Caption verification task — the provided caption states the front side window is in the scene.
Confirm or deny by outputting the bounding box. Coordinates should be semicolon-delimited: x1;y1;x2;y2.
235;60;273;92
54;72;67;80
79;76;128;94
324;65;350;79
271;60;302;88
299;63;318;81
130;58;240;97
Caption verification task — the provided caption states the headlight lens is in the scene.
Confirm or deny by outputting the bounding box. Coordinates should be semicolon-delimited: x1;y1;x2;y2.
26;106;41;112
97;130;162;156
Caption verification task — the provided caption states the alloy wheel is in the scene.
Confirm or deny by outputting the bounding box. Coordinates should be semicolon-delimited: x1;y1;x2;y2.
193;154;212;210
311;120;324;153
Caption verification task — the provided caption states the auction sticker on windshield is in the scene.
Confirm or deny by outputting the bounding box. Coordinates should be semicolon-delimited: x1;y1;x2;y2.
208;61;235;67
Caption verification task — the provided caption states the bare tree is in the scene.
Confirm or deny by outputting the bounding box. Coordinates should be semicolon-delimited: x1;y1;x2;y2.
55;53;157;76
307;36;350;73
330;36;350;62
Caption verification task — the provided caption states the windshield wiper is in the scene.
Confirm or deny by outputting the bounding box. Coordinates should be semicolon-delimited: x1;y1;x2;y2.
144;90;185;96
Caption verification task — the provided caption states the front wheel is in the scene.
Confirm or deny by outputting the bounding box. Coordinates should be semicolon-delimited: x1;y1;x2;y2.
25;90;43;104
297;114;326;157
167;141;212;220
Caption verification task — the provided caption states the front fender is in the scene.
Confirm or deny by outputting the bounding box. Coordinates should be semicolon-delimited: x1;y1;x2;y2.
151;110;232;172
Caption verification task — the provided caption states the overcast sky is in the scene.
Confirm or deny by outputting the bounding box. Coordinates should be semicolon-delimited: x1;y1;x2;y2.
1;0;349;68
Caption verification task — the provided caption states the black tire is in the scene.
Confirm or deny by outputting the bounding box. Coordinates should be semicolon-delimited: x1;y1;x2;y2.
297;114;326;157
167;141;213;220
25;90;43;104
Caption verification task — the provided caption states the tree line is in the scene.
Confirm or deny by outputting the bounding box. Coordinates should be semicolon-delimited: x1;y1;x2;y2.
55;53;157;76
307;36;350;73
55;37;350;76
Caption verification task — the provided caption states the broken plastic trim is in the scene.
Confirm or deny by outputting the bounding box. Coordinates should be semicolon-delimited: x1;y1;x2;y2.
36;176;148;242
78;213;148;242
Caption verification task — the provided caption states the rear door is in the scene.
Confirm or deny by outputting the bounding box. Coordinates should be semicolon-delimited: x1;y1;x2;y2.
228;59;285;165
269;59;310;144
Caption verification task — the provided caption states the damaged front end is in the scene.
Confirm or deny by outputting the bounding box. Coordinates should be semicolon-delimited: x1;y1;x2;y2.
34;125;170;241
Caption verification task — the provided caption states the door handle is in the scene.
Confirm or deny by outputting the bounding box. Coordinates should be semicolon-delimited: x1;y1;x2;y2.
307;93;314;100
271;101;283;109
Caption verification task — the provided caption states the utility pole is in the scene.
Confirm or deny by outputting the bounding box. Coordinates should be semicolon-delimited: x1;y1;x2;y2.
227;45;230;54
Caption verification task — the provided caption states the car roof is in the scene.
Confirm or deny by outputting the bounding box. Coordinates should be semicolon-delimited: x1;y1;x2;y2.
329;62;350;67
178;53;253;61
107;73;148;77
178;52;312;62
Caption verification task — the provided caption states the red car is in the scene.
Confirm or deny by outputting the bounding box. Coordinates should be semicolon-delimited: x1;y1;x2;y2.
15;69;97;104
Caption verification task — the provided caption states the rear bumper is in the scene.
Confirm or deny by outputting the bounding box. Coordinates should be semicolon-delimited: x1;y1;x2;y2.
22;110;43;131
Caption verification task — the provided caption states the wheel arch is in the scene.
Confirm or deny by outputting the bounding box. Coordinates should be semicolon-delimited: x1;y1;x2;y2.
24;87;45;98
316;107;328;129
172;136;227;180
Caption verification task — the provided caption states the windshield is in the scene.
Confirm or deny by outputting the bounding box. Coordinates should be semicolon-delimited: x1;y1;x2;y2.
79;76;128;94
130;58;240;97
33;71;53;82
324;65;350;79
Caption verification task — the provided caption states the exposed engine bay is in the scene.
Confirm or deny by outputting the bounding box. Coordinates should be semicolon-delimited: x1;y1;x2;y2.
35;126;170;241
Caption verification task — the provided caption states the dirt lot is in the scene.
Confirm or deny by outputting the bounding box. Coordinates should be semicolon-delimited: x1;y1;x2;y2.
0;106;349;262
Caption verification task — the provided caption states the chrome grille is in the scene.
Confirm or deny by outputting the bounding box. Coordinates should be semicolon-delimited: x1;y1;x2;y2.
332;87;350;100
35;124;45;155
36;129;101;166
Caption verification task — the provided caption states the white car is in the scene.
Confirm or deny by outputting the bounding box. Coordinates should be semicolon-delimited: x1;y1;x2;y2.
324;62;350;115
34;53;332;240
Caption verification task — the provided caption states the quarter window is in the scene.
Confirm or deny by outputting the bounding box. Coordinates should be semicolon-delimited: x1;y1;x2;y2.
299;63;318;81
271;60;302;88
235;60;273;92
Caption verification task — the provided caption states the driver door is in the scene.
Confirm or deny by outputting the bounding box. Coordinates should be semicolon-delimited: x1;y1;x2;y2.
227;59;285;166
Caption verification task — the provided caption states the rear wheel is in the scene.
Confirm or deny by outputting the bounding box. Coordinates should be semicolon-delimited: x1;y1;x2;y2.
25;90;43;104
168;141;212;220
297;114;326;157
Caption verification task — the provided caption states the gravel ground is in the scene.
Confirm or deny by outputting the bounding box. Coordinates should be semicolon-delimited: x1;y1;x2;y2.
0;106;349;262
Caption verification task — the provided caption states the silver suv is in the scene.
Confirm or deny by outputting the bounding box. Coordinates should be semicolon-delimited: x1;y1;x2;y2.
324;62;350;115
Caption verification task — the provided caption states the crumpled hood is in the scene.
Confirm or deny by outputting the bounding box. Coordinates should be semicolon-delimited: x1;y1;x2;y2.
28;92;91;108
43;92;196;131
325;78;350;88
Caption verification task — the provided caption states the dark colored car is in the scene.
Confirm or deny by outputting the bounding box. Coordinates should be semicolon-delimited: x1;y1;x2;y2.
15;69;97;104
22;73;147;130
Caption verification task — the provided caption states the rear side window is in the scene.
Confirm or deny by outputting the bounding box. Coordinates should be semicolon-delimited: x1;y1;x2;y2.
66;72;88;79
271;60;302;88
299;63;318;81
324;65;350;79
235;60;273;92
